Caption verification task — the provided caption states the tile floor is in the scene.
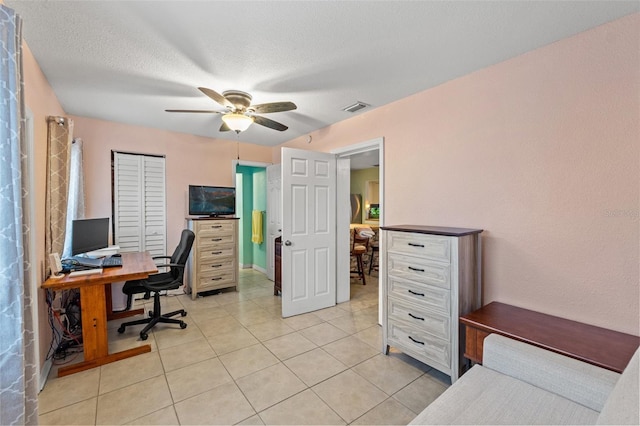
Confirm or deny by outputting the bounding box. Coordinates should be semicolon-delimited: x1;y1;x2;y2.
39;270;449;425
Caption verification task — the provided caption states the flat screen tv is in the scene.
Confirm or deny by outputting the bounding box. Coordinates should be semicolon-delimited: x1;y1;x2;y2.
188;185;236;217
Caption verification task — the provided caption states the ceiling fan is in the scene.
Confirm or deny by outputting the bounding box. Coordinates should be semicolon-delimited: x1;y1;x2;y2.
166;87;297;133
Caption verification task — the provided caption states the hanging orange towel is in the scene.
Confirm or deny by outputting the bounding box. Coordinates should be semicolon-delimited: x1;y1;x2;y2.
251;210;263;244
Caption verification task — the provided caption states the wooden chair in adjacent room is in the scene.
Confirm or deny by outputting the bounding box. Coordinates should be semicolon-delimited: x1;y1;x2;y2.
350;227;372;285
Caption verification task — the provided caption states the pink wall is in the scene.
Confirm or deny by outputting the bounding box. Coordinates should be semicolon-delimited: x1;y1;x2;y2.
70;116;273;251
278;14;640;335
22;41;67;368
23;42;65;274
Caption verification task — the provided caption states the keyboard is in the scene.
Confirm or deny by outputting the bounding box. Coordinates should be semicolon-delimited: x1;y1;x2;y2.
64;255;122;269
68;256;103;268
102;256;123;268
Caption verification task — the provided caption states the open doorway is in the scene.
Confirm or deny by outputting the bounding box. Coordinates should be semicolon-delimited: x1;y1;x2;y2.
332;138;384;322
234;163;268;275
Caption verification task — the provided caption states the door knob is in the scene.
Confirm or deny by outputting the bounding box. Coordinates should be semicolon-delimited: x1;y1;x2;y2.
284;240;292;246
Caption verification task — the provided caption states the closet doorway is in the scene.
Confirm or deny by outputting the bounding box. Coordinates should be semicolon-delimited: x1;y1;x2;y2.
111;151;167;258
233;161;269;276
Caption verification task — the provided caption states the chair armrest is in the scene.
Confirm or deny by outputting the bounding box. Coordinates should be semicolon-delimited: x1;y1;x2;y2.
154;263;184;270
483;334;620;411
152;255;172;261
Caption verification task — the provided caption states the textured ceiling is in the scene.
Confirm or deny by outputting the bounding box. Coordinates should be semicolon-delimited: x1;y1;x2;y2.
8;1;638;147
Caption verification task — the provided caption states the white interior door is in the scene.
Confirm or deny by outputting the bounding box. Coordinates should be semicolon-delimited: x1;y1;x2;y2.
266;164;282;281
114;153;144;252
281;148;336;317
142;156;166;258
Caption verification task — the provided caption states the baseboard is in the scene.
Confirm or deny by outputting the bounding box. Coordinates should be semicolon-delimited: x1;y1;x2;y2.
39;358;52;392
252;265;267;274
239;264;267;274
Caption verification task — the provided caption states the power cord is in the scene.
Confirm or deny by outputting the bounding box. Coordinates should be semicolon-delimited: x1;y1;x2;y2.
45;289;83;362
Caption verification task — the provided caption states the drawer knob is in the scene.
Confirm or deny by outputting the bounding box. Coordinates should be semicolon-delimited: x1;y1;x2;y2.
212;238;222;241
211;277;222;281
408;313;425;321
211;225;222;228
408;336;425;345
408;289;425;297
212;251;222;255
408;266;425;272
408;243;425;248
211;264;223;268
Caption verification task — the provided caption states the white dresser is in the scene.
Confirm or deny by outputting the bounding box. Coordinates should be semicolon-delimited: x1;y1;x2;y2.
381;225;483;383
186;217;239;299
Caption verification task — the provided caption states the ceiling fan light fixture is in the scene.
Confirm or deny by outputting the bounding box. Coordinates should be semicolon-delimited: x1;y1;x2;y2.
222;113;254;133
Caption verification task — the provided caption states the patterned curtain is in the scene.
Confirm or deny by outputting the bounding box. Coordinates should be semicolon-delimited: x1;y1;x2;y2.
0;5;38;425
45;116;73;272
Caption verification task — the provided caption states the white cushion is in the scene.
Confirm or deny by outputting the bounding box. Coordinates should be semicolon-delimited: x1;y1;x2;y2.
409;365;599;425
483;334;619;411
597;348;640;425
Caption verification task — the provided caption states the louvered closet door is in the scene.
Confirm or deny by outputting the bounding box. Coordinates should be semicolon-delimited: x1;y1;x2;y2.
114;152;166;257
142;156;166;257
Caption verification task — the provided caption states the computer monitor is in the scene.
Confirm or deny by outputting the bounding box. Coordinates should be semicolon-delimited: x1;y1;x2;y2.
71;218;110;256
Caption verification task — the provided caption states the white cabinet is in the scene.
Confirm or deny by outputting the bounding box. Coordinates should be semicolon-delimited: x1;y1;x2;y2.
381;225;482;383
186;218;239;299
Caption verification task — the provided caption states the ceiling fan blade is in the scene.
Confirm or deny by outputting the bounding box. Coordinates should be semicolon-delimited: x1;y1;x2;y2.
165;109;221;113
219;122;231;132
250;101;297;114
253;115;288;131
198;87;235;109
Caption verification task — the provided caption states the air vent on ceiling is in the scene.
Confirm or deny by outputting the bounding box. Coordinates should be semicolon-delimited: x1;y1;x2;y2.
342;101;369;113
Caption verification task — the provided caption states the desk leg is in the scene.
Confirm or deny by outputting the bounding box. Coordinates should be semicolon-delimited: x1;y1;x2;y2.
56;284;151;377
81;284;109;360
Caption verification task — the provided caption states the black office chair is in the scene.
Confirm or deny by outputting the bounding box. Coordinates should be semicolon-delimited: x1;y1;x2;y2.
117;229;195;340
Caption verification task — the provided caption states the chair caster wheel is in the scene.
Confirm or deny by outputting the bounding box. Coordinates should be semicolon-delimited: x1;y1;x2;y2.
148;311;153;317
181;311;187;317
180;322;187;329
117;326;125;334
140;332;148;341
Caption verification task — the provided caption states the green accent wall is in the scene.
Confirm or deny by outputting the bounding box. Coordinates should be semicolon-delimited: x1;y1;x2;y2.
235;165;267;270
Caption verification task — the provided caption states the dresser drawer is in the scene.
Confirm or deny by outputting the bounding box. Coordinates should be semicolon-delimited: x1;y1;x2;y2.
195;220;236;235
388;298;450;340
198;244;236;262
388;320;450;372
388;276;450;314
198;269;237;291
198;232;235;249
387;231;451;263
388;253;451;289
199;256;236;274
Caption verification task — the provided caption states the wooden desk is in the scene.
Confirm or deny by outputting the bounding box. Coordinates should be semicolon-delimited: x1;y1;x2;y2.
460;302;640;373
42;252;158;377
